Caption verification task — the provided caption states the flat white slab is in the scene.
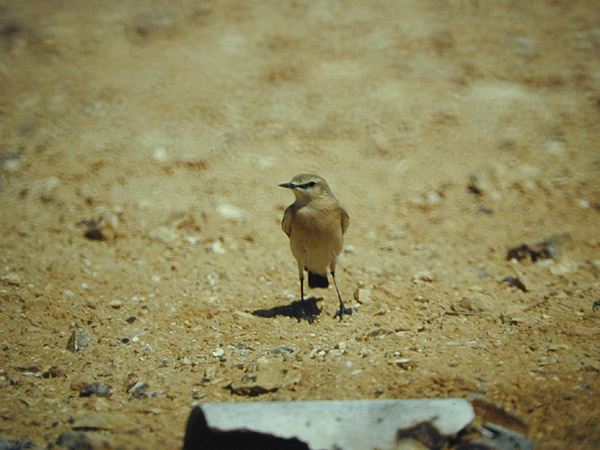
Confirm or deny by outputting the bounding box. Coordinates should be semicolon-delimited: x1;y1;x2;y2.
201;398;474;450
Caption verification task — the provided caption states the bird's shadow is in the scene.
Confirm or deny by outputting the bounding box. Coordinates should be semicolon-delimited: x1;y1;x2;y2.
252;297;322;323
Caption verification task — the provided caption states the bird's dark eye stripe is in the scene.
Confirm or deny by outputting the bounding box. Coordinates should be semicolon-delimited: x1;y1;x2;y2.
301;181;316;188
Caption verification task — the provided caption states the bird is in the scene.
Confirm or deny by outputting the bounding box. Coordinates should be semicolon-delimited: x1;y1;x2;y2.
279;173;352;319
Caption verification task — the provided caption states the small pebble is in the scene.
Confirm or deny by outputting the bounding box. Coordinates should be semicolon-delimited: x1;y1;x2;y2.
80;382;113;398
66;328;93;353
128;381;149;399
216;204;245;221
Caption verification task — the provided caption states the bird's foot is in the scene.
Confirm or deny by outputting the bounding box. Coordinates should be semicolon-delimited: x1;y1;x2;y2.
334;306;353;320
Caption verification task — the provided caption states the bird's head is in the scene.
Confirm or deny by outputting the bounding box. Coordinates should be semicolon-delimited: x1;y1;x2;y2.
279;173;332;201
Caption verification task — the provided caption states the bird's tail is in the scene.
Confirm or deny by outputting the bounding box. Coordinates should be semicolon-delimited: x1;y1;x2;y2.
308;271;329;288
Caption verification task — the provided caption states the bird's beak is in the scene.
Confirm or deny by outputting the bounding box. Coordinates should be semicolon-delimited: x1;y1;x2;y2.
278;182;295;189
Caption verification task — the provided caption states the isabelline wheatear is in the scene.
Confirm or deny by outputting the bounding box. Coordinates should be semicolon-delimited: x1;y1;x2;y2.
279;174;352;319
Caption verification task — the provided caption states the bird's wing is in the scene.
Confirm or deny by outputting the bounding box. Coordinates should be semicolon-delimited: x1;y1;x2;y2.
340;203;350;234
281;205;293;237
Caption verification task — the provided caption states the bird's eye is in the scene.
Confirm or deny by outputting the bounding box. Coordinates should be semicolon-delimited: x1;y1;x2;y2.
306;181;316;188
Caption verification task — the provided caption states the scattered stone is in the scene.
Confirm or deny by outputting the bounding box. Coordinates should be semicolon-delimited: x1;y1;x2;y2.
549;258;579;275
152;147;168;162
126;316;136;324
411;271;434;284
354;287;372;304
203;366;217;383
78;211;120;241
507;233;570;262
158;358;170;368
271;346;296;355
36;176;61;202
55;431;93;450
593;300;600;312
212;347;225;357
501;276;527;292
42;366;66;379
148;226;179;245
79;382;113;398
66;328;93;353
192;389;206;400
453;293;495;313
393;358;414;370
468;168;502;199
128;381;149;399
216;204;245;222
0;437;42;450
108;300;122;309
211;241;226;254
1;273;22;286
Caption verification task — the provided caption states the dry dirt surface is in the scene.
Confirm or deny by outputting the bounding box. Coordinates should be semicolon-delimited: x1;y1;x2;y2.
1;1;599;449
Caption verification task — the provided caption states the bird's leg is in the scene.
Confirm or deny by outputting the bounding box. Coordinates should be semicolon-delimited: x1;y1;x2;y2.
299;275;304;301
332;271;352;319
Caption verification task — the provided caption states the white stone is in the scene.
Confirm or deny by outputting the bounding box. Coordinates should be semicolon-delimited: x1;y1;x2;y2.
216;204;245;221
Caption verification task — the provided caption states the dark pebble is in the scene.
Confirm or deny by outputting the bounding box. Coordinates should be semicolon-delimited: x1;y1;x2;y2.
79;382;113;398
126;316;137;324
0;437;41;450
55;431;93;450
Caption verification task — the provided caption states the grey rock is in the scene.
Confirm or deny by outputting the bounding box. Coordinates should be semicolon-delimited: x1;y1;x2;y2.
128;381;149;399
66;329;93;353
55;431;92;450
0;437;42;450
79;382;113;398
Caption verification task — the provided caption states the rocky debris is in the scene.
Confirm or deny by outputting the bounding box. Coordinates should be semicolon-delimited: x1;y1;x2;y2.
353;287;372;304
66;328;93;353
501;276;527;292
35;176;61;202
42;366;65;378
0;437;42;450
593;300;600;312
54;431;95;450
78;211;120;241
411;271;434;284
1;273;22;286
216;204;245;222
507;233;570;262
128;381;150;399
453;293;495;313
79;382;113;398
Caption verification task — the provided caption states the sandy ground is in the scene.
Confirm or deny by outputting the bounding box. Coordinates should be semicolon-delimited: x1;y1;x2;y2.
1;0;599;449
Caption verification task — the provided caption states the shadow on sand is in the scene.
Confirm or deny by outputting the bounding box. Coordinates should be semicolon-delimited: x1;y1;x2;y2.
252;297;322;323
